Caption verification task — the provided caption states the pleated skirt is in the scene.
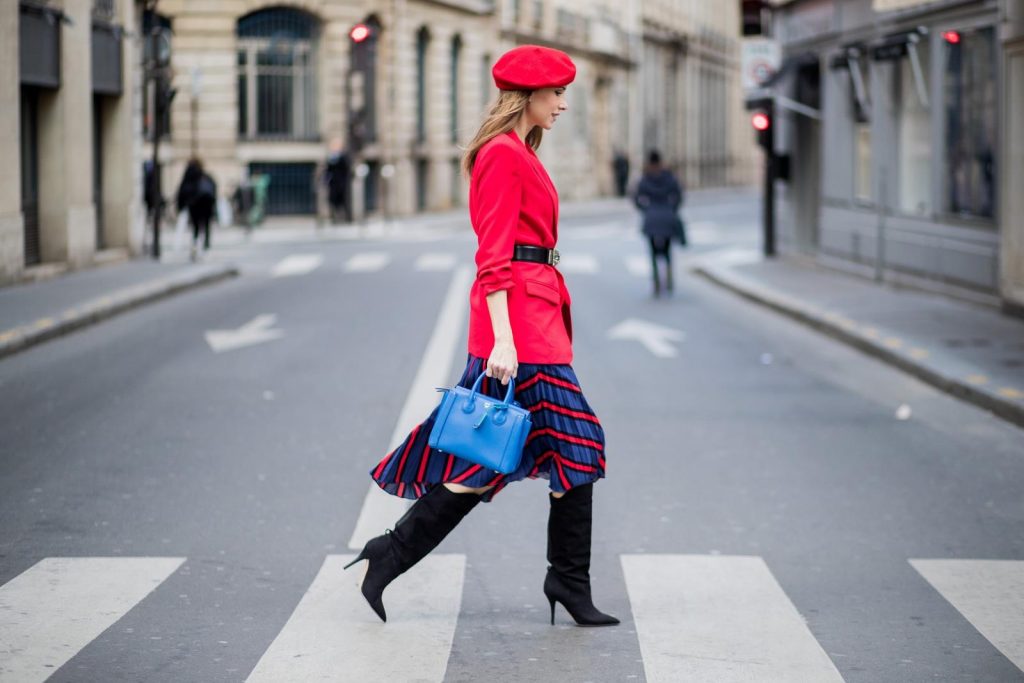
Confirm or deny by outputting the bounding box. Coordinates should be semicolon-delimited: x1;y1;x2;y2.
370;355;606;503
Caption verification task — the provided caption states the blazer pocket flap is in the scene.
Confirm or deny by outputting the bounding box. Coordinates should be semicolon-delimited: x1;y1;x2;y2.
524;279;560;306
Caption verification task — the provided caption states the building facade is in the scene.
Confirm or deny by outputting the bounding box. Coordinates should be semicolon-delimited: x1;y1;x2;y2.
1;0;756;284
2;0;139;285
769;0;1022;309
147;0;755;219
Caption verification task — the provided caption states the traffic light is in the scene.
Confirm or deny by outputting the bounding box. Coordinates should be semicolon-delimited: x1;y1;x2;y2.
350;23;372;43
741;0;766;36
751;110;771;149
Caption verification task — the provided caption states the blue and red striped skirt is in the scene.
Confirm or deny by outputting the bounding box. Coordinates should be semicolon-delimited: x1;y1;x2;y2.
370;355;606;502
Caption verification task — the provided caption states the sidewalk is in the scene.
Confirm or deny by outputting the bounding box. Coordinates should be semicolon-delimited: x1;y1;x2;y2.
0;259;238;361
694;253;1024;429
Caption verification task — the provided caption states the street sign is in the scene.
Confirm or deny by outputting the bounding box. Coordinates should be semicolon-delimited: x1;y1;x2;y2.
741;39;782;92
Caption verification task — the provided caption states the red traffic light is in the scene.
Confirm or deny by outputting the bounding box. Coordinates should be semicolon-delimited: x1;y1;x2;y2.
942;30;961;44
752;112;771;131
350;24;371;42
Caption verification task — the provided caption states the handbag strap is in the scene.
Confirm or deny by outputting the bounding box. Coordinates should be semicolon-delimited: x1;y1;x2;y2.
469;372;516;407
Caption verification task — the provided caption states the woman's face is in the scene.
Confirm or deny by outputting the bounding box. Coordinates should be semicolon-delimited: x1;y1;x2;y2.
526;87;568;130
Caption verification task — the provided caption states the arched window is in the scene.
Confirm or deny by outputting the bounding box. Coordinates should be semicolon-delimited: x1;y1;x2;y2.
416;27;431;143
450;35;462;143
237;7;318;139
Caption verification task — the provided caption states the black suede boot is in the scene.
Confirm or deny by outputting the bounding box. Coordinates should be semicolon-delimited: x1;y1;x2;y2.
544;484;620;626
345;485;481;622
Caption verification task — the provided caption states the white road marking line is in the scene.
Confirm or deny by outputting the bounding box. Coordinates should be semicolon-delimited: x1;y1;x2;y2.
625;255;650;277
271;254;323;278
246;555;465;682
415;252;458;272
621;555;844;683
558;253;599;274
348;266;473;550
0;557;185;683
910;559;1024;671
345;252;392;272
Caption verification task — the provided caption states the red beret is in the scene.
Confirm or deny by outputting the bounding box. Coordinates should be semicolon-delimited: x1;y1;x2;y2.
492;45;576;91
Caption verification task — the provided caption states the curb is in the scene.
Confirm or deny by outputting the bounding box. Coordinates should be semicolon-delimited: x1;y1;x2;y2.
693;262;1024;430
0;264;239;361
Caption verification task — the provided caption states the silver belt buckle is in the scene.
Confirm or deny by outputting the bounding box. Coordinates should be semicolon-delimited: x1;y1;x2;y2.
548;249;560;266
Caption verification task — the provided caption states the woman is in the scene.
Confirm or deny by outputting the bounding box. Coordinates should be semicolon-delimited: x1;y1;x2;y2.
634;150;684;296
176;158;216;261
348;45;618;628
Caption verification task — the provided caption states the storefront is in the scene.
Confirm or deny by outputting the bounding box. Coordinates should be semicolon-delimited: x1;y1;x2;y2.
773;0;1003;300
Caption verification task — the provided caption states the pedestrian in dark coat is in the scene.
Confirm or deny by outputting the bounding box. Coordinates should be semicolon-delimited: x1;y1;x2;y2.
635;150;684;296
177;158;217;261
612;150;630;197
348;44;619;629
324;138;352;223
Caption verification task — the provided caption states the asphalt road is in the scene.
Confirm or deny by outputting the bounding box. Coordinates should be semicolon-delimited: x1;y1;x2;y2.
1;191;1022;682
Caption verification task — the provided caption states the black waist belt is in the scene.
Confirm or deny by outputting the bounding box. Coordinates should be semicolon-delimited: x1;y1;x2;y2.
512;245;560;266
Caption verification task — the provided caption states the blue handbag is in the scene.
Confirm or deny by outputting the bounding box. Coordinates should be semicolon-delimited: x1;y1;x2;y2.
428;373;532;474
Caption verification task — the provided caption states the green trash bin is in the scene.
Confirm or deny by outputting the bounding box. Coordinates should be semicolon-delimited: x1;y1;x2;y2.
249;174;271;227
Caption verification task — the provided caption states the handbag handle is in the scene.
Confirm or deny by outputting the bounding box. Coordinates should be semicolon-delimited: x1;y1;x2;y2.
464;373;516;427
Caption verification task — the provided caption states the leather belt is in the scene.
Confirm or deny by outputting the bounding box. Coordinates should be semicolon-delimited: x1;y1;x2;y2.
512;244;560;266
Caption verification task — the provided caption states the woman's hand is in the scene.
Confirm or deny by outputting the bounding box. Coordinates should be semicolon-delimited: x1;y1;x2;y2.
486;339;518;385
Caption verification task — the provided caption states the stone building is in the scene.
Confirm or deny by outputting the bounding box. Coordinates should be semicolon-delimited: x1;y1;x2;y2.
1;0;756;284
3;0;139;284
147;0;755;218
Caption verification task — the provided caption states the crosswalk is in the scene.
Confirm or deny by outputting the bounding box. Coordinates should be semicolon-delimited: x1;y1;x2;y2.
266;251;658;277
2;554;1021;682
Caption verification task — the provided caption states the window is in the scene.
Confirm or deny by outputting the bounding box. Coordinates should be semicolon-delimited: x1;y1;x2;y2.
851;56;872;201
944;26;996;219
237;8;319;140
481;53;492;113
450;35;462;144
897;42;931;215
416;27;430;144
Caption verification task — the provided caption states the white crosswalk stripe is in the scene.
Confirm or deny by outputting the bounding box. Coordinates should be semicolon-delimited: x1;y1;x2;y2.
910;559;1024;672
271;254;323;278
247;555;465;682
415;252;459;271
625;255;651;277
621;554;844;682
0;557;185;682
344;252;392;272
6;553;1021;679
558;253;599;274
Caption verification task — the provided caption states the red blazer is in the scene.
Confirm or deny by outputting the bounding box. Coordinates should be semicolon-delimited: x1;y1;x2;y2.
467;131;573;365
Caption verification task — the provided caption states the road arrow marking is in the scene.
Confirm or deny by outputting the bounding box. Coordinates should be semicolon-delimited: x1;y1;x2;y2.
607;318;685;358
272;254;323;278
205;314;284;353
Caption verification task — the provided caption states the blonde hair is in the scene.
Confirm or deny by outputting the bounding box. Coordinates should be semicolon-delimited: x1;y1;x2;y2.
462;90;543;179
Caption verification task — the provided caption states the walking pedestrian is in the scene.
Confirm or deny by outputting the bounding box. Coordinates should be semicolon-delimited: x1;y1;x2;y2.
176;158;217;261
634;150;684;297
324;139;352;224
612;149;630;197
349;45;619;628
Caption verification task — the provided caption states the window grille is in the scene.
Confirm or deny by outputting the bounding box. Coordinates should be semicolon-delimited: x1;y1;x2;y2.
416;27;431;144
451;35;462;143
237;8;319;140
